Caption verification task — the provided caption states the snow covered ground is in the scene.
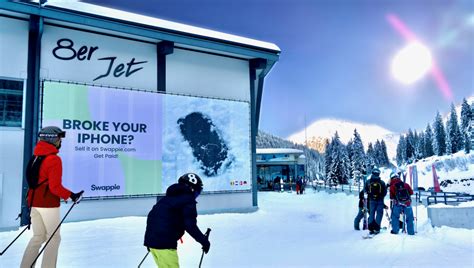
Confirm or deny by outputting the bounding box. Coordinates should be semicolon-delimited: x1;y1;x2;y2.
1;191;473;267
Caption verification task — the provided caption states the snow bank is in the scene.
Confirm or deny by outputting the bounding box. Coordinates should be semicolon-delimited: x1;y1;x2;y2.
399;151;474;194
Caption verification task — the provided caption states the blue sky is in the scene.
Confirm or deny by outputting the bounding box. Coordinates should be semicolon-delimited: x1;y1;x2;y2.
85;0;473;138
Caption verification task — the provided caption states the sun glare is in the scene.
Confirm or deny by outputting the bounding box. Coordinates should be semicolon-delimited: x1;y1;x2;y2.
391;42;433;85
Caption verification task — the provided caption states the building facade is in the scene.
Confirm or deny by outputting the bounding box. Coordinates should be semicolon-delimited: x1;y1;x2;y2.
0;1;279;229
256;148;306;191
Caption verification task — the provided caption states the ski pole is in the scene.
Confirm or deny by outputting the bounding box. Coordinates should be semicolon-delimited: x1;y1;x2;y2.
415;193;418;233
384;208;391;229
137;248;150;268
198;228;211;268
0;225;29;256
30;201;78;268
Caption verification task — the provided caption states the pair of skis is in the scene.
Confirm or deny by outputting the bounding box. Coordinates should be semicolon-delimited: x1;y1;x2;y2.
362;227;388;239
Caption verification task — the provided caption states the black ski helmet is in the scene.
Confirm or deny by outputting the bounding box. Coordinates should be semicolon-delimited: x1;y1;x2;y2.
371;168;381;178
38;126;66;144
178;173;203;193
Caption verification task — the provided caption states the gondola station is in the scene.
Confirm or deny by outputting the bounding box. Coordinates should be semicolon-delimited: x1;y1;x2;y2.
0;1;279;230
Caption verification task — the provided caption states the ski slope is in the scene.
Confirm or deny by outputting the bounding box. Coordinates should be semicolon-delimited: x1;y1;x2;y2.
1;191;472;267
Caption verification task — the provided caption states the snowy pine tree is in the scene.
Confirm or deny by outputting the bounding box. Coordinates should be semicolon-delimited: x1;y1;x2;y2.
374;140;382;166
405;129;415;162
324;139;332;182
460;98;472;133
366;142;375;168
433;111;446;156
445;120;452;155
396;135;404;166
351;129;366;177
400;135;408;164
415;131;425;159
327;132;350;185
460;98;472;153
424;123;435;157
380;140;390;165
346;139;354;179
446;103;462;154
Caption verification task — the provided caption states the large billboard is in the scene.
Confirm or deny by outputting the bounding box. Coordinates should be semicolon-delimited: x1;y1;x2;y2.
41;81;251;197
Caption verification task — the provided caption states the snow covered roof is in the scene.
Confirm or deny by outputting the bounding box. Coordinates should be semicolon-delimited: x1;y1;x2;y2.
257;148;304;155
44;1;280;54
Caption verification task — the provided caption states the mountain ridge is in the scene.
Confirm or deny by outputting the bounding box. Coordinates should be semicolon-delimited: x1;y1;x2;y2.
287;118;399;160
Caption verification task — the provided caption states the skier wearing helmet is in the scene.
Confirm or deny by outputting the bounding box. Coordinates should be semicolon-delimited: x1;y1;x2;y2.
389;171;415;235
21;126;83;268
364;168;387;235
144;173;210;267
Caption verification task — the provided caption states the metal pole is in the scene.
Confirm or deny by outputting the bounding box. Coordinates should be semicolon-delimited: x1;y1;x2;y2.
0;225;29;256
137;251;149;268
198;228;211;268
415;192;418;233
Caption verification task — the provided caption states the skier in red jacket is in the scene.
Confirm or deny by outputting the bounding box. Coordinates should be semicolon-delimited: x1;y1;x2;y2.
21;126;83;268
389;172;415;235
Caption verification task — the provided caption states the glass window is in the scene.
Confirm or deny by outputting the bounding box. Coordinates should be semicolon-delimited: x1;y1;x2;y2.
0;79;23;127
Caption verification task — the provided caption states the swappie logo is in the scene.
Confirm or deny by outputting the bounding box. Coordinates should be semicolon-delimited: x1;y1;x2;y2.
91;184;121;192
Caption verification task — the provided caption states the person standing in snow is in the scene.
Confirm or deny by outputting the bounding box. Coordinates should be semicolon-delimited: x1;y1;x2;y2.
364;168;387;234
21;126;84;268
144;173;210;267
389;172;415;235
353;190;369;230
296;176;302;194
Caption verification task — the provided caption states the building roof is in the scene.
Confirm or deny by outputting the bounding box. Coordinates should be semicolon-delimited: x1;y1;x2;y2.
256;148;304;155
0;1;280;61
46;1;281;54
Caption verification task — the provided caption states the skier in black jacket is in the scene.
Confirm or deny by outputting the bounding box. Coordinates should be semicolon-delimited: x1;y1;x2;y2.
364;168;387;234
144;173;210;267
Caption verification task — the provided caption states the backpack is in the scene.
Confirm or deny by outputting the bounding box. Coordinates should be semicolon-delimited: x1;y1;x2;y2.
395;181;410;203
369;181;382;200
22;155;48;226
26;155;47;189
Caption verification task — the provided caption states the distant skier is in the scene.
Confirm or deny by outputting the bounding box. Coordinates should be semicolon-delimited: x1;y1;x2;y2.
389;172;415;235
364;168;387;234
296;177;303;194
144;173;210;267
21;126;84;268
353;190;369;230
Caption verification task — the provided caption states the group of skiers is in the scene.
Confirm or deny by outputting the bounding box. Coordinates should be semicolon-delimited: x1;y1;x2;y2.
17;126;209;268
354;168;416;236
13;125;417;267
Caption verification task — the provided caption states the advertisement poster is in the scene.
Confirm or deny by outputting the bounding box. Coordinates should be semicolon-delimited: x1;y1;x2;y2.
42;81;251;197
162;94;251;192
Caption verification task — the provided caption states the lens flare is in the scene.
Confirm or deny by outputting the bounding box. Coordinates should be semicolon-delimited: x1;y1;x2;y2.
386;13;453;100
391;42;433;85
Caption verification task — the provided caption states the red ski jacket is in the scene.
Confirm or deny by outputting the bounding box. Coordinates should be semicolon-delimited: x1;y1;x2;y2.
389;178;414;206
27;141;72;208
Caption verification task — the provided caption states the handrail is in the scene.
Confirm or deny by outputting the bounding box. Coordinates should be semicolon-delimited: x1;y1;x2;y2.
426;192;474;206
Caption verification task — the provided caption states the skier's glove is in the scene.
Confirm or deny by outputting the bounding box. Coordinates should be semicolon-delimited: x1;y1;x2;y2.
70;190;84;203
384;204;389;209
202;239;210;254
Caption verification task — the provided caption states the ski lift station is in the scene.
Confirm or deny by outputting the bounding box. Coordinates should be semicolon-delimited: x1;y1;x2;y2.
0;1;280;229
256;148;306;191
